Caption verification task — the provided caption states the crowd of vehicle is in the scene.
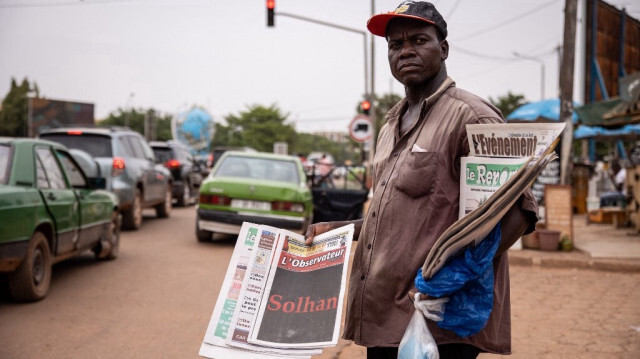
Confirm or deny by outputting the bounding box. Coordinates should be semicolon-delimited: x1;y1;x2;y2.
0;127;368;302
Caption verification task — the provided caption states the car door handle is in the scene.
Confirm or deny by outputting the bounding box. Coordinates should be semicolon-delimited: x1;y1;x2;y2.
47;193;57;201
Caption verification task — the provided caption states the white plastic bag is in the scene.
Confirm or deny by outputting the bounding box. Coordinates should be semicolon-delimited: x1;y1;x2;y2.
397;293;448;359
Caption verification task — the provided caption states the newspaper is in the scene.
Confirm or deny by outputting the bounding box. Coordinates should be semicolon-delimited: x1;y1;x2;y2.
422;122;565;280
459;156;529;219
249;226;354;348
199;222;354;358
467;122;565;158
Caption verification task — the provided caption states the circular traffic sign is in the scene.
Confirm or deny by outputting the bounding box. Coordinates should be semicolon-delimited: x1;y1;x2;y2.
349;114;372;143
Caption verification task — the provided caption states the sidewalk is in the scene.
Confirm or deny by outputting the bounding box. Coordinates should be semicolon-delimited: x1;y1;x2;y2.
317;214;640;359
508;213;640;272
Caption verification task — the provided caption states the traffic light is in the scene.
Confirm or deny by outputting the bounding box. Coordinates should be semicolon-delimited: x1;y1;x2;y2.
267;0;275;27
360;100;371;115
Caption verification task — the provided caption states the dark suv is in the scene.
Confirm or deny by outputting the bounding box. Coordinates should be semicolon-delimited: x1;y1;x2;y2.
39;127;173;230
150;141;203;206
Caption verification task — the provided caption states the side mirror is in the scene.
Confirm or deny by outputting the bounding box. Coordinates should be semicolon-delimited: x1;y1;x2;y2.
88;177;106;189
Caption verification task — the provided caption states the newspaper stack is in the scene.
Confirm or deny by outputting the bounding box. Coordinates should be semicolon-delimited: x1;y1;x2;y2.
199;222;354;359
422;123;566;279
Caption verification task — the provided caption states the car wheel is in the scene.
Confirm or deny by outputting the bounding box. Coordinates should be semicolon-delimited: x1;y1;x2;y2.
196;218;212;242
122;188;143;230
156;186;172;218
95;211;121;260
177;181;191;207
8;231;52;302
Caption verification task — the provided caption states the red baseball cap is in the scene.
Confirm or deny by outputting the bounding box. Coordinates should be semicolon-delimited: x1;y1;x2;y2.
367;1;448;39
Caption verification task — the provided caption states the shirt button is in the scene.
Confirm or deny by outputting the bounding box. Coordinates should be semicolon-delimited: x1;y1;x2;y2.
360;275;365;280
381;180;386;186
367;243;372;249
372;211;376;217
394;152;399;157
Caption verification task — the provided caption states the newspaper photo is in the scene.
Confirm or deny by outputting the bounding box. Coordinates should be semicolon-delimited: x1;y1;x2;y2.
249;225;354;348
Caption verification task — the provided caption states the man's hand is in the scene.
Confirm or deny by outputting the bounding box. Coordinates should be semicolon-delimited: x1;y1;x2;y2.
408;290;429;302
304;219;363;246
304;222;336;246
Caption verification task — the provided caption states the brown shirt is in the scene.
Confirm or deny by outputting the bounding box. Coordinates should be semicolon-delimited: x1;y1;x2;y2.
342;77;538;353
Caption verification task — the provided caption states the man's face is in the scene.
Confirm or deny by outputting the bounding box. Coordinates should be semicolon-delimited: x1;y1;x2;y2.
386;18;448;87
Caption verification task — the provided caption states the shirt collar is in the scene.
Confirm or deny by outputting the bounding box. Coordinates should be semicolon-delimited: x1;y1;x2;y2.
385;77;456;128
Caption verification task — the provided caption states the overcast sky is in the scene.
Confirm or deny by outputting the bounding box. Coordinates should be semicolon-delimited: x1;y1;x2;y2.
1;0;638;134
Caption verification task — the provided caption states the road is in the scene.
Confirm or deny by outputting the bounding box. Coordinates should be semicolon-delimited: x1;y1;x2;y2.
0;206;231;359
1;207;639;358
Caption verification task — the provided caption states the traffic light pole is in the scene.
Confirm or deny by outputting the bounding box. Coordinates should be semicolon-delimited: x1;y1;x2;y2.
275;11;370;109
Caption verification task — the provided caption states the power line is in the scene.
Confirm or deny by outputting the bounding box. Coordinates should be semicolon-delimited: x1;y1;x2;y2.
0;0;135;8
445;0;462;20
450;45;517;61
452;0;560;42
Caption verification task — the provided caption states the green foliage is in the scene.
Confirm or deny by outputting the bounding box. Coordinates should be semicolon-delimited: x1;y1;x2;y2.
98;107;172;140
489;91;528;118
214;104;296;153
0;78;39;137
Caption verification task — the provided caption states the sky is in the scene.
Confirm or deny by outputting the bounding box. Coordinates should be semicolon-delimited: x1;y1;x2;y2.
1;0;638;134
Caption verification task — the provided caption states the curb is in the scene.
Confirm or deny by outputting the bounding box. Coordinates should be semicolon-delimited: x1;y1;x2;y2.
508;249;640;273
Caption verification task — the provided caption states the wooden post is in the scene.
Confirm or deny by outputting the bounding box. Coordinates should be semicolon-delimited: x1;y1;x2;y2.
560;0;578;185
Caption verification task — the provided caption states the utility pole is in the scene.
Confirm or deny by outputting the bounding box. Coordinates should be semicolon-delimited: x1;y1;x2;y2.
560;0;578;185
368;0;376;169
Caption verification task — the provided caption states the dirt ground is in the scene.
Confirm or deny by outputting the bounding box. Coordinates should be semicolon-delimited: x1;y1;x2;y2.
321;265;640;359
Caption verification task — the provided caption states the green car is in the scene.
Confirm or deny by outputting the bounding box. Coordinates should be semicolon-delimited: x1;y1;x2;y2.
196;151;313;241
0;138;120;302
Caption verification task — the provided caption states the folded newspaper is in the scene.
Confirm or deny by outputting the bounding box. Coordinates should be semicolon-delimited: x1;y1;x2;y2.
422;123;565;280
199;222;354;359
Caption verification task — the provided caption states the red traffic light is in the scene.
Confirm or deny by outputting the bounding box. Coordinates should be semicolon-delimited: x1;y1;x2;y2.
360;100;371;115
267;0;275;27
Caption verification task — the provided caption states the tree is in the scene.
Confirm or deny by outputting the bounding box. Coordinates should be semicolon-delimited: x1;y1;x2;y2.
489;91;528;118
214;104;296;153
98;107;172;140
0;78;39;137
356;93;402;142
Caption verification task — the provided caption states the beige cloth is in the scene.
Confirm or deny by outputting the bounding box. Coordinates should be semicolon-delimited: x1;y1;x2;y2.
342;77;537;354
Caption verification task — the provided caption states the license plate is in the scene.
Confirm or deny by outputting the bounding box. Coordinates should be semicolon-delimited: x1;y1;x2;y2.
231;199;271;211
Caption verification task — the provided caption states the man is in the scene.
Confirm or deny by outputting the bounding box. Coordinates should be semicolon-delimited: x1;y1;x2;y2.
305;2;538;358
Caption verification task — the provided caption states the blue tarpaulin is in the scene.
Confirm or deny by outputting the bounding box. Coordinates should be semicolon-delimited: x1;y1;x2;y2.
506;98;579;123
573;124;640;140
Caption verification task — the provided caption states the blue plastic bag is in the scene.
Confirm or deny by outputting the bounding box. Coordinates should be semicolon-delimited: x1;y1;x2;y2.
415;223;501;337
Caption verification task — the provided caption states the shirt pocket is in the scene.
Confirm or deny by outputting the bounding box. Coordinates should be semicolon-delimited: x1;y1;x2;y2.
394;151;438;198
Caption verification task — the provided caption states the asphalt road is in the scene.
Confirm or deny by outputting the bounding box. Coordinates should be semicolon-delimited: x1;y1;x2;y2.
0;206;233;359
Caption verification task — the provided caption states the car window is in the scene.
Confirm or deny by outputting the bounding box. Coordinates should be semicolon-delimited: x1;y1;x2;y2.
36;147;67;189
39;134;112;158
153;147;172;163
56;150;87;188
124;136;145;159
137;138;155;160
35;155;49;188
216;156;299;184
118;136;135;157
0;144;10;185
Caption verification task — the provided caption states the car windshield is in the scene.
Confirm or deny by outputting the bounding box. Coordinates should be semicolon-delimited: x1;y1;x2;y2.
215;155;299;184
0;144;10;184
40;134;112;158
152;147;173;163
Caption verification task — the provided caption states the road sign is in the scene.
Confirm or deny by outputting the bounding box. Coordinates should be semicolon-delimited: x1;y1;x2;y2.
349;114;372;143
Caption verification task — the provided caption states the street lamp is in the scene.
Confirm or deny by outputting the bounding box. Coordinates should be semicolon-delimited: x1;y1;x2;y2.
513;52;545;101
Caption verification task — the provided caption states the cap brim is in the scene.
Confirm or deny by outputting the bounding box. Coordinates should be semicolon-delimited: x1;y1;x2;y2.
367;13;437;37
